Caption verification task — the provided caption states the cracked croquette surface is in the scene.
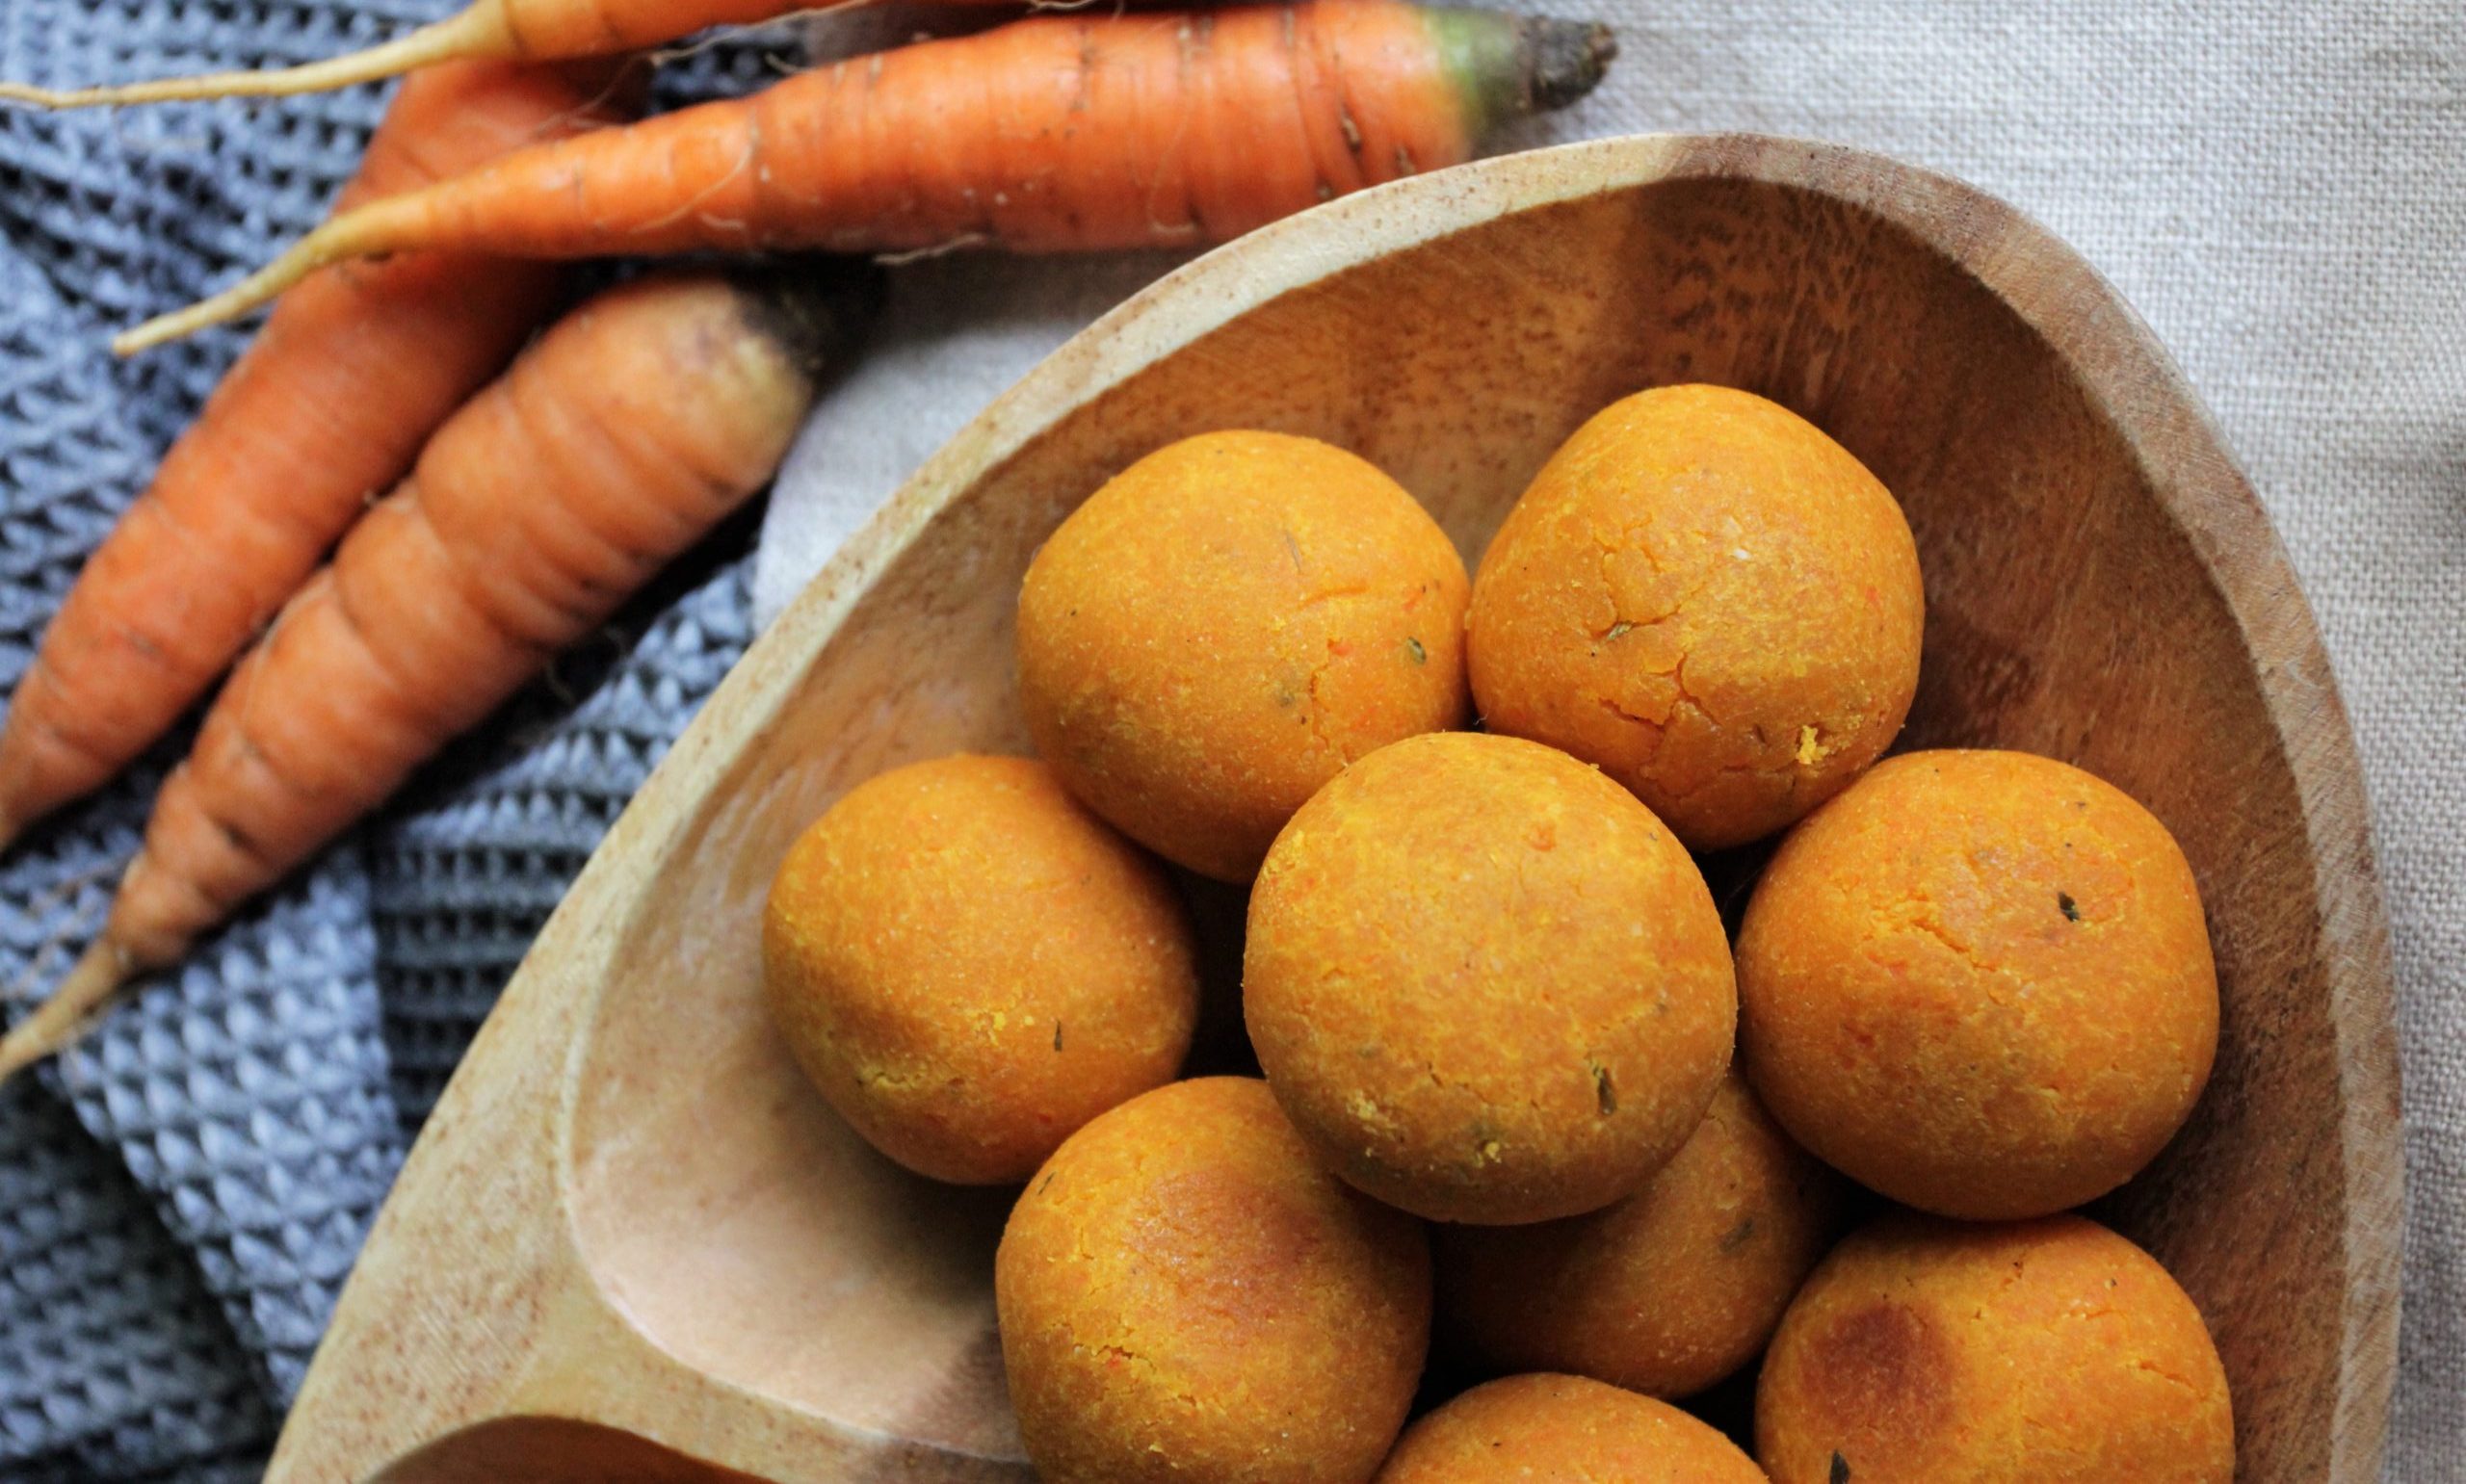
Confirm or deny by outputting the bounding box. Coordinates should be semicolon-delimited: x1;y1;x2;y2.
995;1077;1430;1484
1466;383;1923;851
1736;748;2218;1221
762;754;1198;1185
1756;1212;2233;1483
1375;1372;1768;1483
1244;732;1737;1225
1016;430;1470;883
1436;1071;1845;1399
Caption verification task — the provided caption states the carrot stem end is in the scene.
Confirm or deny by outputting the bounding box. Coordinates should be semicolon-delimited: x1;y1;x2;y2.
1430;8;1617;140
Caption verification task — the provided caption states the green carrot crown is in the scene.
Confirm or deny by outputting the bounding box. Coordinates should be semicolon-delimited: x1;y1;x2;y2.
1429;7;1618;141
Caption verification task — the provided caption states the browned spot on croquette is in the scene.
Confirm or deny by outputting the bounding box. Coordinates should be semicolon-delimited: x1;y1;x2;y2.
1134;1166;1326;1320
1802;1300;1958;1445
1757;1213;2233;1483
997;1079;1430;1484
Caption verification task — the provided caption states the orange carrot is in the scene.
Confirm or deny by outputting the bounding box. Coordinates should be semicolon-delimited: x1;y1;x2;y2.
0;0;826;108
0;266;873;1080
118;0;1616;352
0;59;636;853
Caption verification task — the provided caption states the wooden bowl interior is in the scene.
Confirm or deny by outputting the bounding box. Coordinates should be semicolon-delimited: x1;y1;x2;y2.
560;166;2366;1477
373;1419;770;1483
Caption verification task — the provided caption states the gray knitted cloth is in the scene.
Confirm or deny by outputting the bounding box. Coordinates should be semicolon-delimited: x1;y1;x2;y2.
0;4;785;1475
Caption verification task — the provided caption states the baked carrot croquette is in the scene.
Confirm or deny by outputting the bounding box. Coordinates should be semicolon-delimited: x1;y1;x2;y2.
1757;1212;2232;1483
1245;732;1736;1225
1737;749;2218;1221
1468;384;1924;850
1376;1373;1768;1483
764;755;1198;1184
1018;430;1471;882
1437;1071;1843;1398
997;1078;1430;1484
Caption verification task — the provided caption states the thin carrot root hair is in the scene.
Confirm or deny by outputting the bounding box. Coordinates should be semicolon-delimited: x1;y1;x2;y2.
113;196;421;353
0;10;500;109
0;0;1023;111
1;858;137;1085
642;0;864;67
0;940;125;1082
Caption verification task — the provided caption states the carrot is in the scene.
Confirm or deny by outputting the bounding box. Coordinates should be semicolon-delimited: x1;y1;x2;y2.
0;59;637;855
0;0;826;109
117;0;1617;353
0;265;875;1081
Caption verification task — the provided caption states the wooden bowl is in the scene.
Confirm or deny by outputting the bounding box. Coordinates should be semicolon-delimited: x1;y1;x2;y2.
267;134;2402;1483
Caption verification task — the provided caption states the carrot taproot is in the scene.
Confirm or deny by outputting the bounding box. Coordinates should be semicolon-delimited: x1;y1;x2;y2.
0;265;875;1081
117;0;1616;353
0;59;637;855
0;0;836;109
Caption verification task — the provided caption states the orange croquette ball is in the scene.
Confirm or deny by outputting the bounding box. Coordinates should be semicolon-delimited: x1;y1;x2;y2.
1017;430;1470;882
1737;749;2218;1220
1467;384;1923;850
1756;1212;2233;1483
1436;1071;1843;1398
1375;1373;1769;1483
997;1077;1430;1484
1245;732;1736;1225
763;754;1196;1185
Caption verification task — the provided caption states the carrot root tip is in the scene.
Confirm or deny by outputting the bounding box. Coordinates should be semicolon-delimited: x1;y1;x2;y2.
0;12;492;111
116;228;351;353
0;939;133;1084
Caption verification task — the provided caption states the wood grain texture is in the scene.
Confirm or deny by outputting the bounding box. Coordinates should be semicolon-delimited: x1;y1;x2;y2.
267;133;2402;1483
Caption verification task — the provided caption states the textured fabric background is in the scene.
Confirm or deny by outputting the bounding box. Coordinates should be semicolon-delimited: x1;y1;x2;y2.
0;2;783;1475
758;2;2465;1478
0;1;2454;1481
